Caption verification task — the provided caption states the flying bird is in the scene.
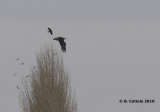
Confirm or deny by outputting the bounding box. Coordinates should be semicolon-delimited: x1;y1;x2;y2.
25;75;30;78
16;58;20;60
17;85;20;89
48;27;53;35
53;37;66;52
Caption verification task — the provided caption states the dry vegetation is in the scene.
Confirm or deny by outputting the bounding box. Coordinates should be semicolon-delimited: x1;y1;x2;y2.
19;45;78;112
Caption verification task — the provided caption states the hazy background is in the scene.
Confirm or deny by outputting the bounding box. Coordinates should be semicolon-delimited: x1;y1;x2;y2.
0;0;160;112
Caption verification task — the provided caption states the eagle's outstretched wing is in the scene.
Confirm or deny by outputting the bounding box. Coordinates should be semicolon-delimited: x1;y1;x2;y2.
59;40;66;52
53;37;66;52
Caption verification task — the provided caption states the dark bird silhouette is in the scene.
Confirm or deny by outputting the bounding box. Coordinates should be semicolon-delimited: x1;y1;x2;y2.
16;58;20;60
17;85;20;89
25;75;30;78
48;27;53;35
53;37;66;52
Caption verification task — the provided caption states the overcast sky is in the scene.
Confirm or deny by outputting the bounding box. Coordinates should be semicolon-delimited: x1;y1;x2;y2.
0;0;160;112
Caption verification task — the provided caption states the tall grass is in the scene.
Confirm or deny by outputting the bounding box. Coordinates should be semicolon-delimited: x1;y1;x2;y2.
19;45;78;112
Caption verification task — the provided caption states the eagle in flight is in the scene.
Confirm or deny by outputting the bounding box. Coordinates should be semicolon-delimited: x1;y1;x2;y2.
53;37;66;52
48;27;53;35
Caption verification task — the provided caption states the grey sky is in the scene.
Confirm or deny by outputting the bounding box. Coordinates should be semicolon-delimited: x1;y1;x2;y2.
0;0;160;112
1;0;160;21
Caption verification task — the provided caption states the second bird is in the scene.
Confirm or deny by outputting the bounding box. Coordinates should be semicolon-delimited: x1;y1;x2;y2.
48;27;53;35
